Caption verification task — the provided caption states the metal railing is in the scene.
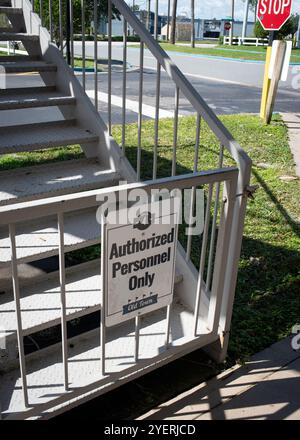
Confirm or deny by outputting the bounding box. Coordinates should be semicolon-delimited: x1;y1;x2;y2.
0;169;238;412
24;0;251;264
1;0;252;417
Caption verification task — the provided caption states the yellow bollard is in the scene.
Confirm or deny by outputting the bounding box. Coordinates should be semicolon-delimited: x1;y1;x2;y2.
260;45;273;120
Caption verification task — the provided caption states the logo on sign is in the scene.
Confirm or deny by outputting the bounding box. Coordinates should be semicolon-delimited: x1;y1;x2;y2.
102;199;179;327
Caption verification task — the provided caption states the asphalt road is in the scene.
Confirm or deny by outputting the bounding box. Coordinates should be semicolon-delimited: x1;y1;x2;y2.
75;41;300;124
1;42;299;127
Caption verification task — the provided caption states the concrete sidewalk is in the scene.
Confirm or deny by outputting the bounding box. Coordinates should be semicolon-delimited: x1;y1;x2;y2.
138;337;300;420
281;113;300;177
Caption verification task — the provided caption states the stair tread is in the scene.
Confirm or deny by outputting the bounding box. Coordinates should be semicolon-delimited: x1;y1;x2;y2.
0;90;75;109
0;158;117;205
0;55;39;62
0;32;39;41
0;260;183;340
0;7;22;13
0;206;101;266
0;261;102;338
0;119;98;154
1;60;57;73
0;299;197;420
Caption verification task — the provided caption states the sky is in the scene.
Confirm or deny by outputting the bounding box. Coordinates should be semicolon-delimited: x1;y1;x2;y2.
131;0;300;21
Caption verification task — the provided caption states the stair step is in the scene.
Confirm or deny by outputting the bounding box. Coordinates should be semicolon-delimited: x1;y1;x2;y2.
0;119;98;154
0;85;55;96
0;298;195;420
0;90;75;110
1;60;57;73
0;158;118;206
0;260;183;341
0;206;102;267
0;261;102;339
0;6;22;14
0;55;39;62
0;32;39;41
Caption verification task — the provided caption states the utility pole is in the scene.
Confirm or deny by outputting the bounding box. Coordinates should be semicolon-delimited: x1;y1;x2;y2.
147;0;151;32
242;0;249;43
229;0;235;45
167;0;171;41
191;0;195;48
170;0;177;44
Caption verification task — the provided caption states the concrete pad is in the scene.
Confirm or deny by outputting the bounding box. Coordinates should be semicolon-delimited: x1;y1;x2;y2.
281;113;300;177
138;337;300;420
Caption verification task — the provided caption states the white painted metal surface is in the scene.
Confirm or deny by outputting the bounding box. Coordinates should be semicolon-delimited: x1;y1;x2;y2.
0;120;98;154
0;0;252;419
0;207;101;265
0;159;118;205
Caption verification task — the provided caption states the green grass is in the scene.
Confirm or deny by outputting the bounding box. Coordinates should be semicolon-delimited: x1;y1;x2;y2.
73;57;95;69
0;114;299;366
156;43;300;63
110;114;300;364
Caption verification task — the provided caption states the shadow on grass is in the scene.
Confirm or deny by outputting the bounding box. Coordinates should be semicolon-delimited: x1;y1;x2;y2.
56;146;300;420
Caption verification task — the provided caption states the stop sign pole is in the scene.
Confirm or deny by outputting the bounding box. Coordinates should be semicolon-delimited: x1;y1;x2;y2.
259;0;293;122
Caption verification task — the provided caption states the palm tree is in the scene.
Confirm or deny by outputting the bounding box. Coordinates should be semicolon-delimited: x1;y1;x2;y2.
167;0;171;41
170;0;177;44
191;0;195;48
229;0;235;45
242;0;250;42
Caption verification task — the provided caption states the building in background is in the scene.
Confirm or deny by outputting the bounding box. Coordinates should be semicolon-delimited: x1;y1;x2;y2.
99;13;255;41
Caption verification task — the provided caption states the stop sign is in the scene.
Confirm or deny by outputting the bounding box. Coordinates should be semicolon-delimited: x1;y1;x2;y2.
257;0;292;31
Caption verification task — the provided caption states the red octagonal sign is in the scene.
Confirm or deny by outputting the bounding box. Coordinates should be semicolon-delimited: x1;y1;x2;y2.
257;0;292;31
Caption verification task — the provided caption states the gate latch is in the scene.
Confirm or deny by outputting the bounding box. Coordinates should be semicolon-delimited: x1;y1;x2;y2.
244;185;259;200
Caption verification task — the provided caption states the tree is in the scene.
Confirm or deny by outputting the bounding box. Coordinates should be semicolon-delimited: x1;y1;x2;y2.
254;14;299;40
253;20;269;39
170;0;177;44
191;0;195;48
242;0;258;21
35;0;120;43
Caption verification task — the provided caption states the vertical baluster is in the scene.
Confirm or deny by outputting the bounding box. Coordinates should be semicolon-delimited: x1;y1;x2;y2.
58;213;69;391
137;41;144;181
153;62;161;180
122;18;127;151
172;86;179;177
81;0;86;90
59;0;63;54
206;145;224;291
193;183;213;336
100;217;106;376
70;0;74;68
108;0;112;135
186;114;201;261
9;224;29;408
165;304;172;347
134;316;140;362
94;0;98;112
49;0;53;41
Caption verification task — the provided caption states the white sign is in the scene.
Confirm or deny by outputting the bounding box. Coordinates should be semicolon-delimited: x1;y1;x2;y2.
102;200;179;327
268;40;292;82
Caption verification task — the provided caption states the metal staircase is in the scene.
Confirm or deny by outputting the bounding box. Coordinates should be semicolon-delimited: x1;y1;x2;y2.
0;0;252;419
